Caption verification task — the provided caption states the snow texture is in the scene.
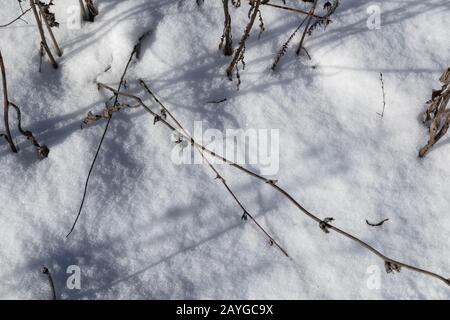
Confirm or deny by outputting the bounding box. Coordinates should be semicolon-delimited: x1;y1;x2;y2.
0;0;449;299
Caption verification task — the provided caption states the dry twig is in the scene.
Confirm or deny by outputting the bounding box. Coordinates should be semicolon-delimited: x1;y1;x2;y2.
67;33;150;238
0;7;31;28
226;0;262;82
29;0;58;69
1;50;48;157
377;72;387;118
366;218;389;227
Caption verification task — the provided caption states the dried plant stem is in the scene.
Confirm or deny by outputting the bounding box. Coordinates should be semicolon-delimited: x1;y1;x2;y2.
295;0;318;56
78;0;89;20
93;83;449;287
0;51;18;153
30;0;58;69
0;8;31;28
139;80;289;257
226;0;262;79
42;266;56;300
9;102;49;157
378;72;386;118
261;1;328;21
37;1;62;57
79;0;98;22
221;0;233;56
67;34;149;238
272;16;308;70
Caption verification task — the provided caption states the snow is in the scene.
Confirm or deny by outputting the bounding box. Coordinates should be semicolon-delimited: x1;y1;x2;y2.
0;0;449;299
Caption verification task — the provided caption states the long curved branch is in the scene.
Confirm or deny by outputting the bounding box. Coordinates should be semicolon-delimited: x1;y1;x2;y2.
92;84;450;288
94;81;290;257
139;80;289;257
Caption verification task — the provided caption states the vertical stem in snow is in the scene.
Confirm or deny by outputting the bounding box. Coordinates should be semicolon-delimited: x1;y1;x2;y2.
226;0;261;79
37;2;63;57
30;0;58;69
222;0;233;56
79;0;88;21
295;0;318;55
0;51;18;153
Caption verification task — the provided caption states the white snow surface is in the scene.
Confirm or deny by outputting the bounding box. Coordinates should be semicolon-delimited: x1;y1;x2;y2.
0;0;449;299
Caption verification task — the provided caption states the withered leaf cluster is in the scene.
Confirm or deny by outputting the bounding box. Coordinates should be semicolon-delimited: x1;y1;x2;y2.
419;68;450;157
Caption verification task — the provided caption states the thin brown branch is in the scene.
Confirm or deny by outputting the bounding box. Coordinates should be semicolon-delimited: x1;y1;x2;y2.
295;0;318;56
91;83;450;287
272;15;308;70
67;33;150;238
139;80;289;257
226;0;262;80
220;0;233;56
37;1;62;57
261;1;329;21
0;50;18;153
0;7;31;28
377;72;387;118
30;0;58;69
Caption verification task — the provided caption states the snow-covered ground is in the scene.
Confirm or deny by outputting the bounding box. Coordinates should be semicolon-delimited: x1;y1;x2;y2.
0;0;449;299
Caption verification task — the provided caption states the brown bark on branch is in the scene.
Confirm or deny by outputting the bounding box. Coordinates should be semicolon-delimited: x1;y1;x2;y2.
30;0;58;69
226;0;262;80
37;1;62;57
0;51;18;153
296;0;318;56
220;0;234;56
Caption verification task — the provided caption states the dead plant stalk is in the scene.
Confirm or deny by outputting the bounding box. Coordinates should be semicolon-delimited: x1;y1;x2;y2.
29;0;58;68
0;51;18;153
226;0;262;79
37;1;62;57
86;83;449;287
